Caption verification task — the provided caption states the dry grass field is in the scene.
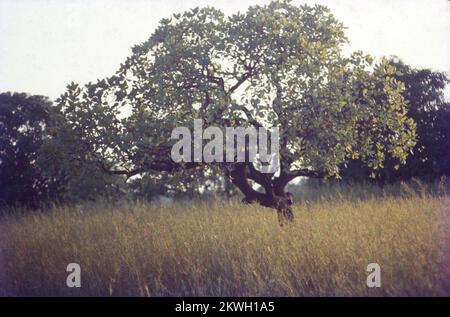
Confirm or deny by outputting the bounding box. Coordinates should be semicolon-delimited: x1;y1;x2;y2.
0;188;448;296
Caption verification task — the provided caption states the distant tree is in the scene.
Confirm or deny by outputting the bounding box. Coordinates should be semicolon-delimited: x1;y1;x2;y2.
341;59;449;183
37;105;127;203
0;92;60;208
55;1;416;223
0;92;127;208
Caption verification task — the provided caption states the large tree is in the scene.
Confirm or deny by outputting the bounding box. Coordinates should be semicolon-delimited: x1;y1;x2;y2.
56;1;416;223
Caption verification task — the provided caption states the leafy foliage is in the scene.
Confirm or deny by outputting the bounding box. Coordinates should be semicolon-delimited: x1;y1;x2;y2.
0;92;59;208
341;59;449;183
54;1;417;219
37;100;128;203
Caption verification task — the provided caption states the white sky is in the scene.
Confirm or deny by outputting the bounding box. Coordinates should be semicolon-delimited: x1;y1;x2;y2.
0;0;449;101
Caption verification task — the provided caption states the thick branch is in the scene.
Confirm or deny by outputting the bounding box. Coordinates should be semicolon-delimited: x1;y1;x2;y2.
95;144;203;179
224;163;273;207
233;104;263;128
274;168;327;194
229;71;253;94
246;161;274;199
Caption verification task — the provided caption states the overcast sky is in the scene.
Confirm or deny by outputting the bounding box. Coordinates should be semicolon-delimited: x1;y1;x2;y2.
0;0;449;101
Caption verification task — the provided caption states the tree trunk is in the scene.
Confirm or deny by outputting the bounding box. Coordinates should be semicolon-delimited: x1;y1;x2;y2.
273;193;294;226
242;192;294;226
225;163;296;226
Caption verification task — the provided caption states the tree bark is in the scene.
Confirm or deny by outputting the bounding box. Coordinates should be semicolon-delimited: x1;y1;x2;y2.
224;163;296;226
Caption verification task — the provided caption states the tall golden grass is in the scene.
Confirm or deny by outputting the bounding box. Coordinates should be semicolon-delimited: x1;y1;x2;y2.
0;190;447;296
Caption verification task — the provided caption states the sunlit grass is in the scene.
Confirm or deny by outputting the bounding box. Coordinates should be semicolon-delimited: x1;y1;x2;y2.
0;193;446;296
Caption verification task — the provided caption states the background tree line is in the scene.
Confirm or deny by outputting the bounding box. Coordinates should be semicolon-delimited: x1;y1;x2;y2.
1;58;448;209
